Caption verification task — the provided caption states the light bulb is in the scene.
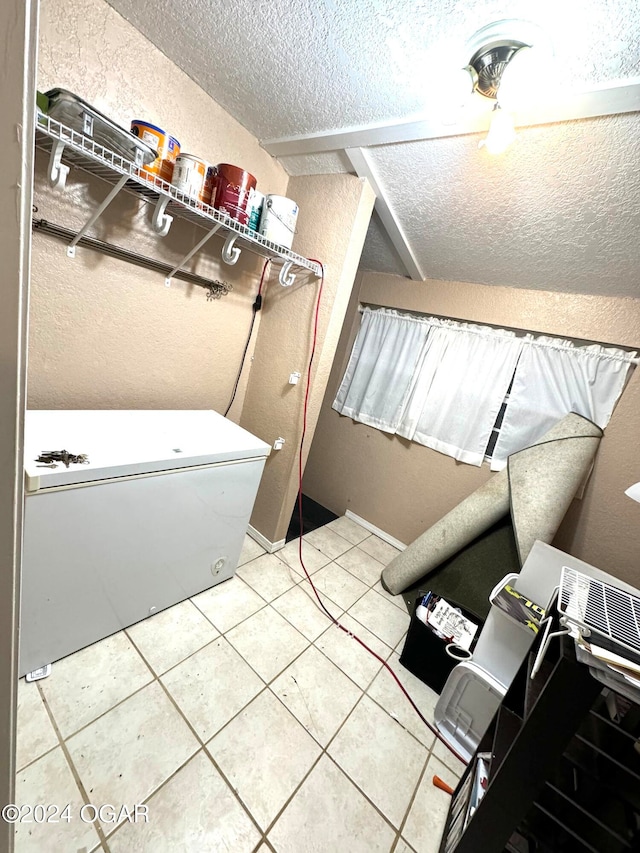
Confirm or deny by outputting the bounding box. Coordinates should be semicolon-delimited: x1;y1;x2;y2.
498;46;542;111
479;106;516;154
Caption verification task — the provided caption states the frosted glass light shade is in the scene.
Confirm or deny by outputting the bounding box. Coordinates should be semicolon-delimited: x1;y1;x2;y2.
480;107;516;154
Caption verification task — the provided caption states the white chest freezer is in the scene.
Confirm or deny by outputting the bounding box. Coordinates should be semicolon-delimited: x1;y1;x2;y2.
20;410;270;677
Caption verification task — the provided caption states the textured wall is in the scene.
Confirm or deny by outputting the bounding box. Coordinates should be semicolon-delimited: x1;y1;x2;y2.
240;175;376;544
303;271;640;585
32;0;288;413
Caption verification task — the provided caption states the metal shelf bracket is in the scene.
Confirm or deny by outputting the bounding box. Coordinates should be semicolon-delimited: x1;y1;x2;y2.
66;174;128;258
221;233;241;265
164;223;222;287
48;140;69;191
279;261;296;287
151;196;173;237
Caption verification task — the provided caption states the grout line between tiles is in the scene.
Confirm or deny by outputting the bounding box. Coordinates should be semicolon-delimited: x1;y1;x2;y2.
47;667;161;743
201;739;270;844
324;751;404;837
262;684;407;841
393;747;432;850
100;749;202;843
36;682;111;852
15;740;60;775
190;596;270;639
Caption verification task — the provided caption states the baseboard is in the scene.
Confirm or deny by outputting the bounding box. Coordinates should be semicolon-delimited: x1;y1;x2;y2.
247;524;286;554
345;510;406;551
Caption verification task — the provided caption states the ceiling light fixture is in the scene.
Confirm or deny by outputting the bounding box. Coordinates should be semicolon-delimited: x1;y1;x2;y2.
454;20;553;154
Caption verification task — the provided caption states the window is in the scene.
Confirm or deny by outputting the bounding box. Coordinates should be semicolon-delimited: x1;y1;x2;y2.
333;307;637;469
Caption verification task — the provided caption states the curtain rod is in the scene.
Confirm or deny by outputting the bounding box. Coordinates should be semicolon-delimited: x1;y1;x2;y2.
32;218;231;297
358;304;640;366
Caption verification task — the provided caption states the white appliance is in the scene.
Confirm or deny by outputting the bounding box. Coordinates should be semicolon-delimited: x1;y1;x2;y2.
20;410;270;677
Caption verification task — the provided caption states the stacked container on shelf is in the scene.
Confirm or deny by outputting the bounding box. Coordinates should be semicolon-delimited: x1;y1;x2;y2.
43;88;301;252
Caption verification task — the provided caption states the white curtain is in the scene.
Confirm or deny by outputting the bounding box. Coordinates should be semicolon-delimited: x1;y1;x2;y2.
332;308;430;432
334;306;635;469
395;321;523;465
491;337;635;470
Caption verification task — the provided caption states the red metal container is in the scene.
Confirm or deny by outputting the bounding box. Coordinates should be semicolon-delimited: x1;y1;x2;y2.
211;163;257;225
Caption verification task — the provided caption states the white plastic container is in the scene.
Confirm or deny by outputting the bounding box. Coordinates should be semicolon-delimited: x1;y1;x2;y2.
171;153;212;203
259;195;298;249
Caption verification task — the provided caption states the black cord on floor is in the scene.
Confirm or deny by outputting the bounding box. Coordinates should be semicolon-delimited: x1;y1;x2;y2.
223;261;269;418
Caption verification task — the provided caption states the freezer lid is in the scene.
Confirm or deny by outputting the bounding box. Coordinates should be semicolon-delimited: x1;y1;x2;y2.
24;410;271;490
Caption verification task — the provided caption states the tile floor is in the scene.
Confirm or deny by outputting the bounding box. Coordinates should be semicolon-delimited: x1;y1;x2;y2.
15;515;465;852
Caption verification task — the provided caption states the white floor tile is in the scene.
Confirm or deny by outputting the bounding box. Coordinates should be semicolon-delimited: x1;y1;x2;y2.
14;747;100;853
348;589;410;649
15;680;57;771
328;696;428;828
237;534;266;567
236;552;298;602
335;546;386;587
325;516;371;545
208;689;321;830
278;538;332;576
271;583;338;641
314;612;392;691
161;638;264;741
225;607;308;683
126;600;219;675
367;652;438;750
374;579;408;610
39;631;152;738
395;630;408;653
268;755;396;853
191;576;266;634
66;681;199;831
431;737;468;779
303;526;353;560
308;563;369;610
402;755;458;853
271;646;362;746
108;751;260;853
358;535;401;566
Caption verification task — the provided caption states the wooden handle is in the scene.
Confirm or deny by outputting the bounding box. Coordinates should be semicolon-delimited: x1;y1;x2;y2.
433;775;454;795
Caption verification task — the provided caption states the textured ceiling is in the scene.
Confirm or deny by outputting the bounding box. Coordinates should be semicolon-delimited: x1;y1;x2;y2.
359;113;640;296
106;0;640;297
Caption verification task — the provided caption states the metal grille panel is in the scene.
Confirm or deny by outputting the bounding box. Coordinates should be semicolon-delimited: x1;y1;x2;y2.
560;565;640;656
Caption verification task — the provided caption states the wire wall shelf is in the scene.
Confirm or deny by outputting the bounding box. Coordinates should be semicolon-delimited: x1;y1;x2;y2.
34;115;322;288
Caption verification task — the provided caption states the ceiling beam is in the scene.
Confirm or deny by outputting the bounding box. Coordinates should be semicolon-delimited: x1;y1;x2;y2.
344;147;424;282
263;79;640;157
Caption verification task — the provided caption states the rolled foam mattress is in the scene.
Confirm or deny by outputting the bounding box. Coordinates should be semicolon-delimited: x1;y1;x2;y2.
381;413;603;595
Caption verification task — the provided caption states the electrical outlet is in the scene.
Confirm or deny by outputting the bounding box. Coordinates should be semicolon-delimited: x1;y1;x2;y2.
273;437;286;450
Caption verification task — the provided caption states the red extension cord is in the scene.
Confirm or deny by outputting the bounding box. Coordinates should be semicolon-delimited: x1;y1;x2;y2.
293;260;468;767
